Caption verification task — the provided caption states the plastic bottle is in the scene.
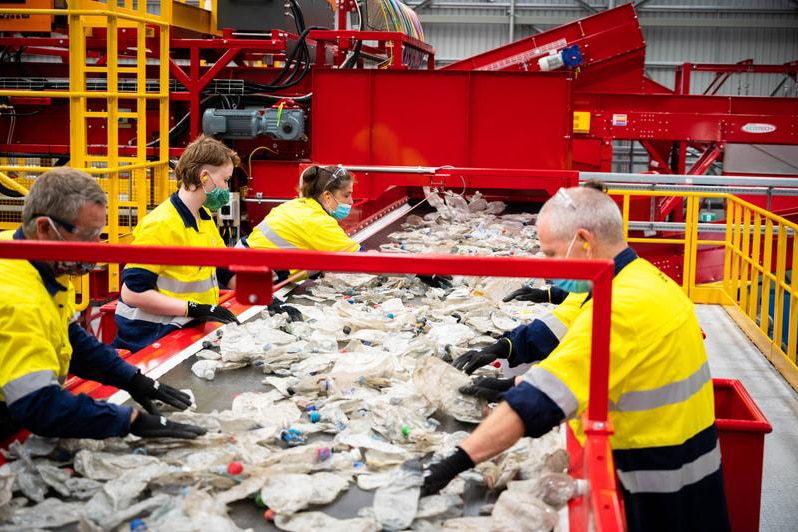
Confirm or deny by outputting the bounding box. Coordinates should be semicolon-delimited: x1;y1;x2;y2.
130;518;148;532
533;472;588;509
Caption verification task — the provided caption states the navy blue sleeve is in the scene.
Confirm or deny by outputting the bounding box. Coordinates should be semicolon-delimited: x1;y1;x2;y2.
549;287;569;305
8;385;132;439
503;319;561;367
217;267;235;289
501;381;565;438
121;267;158;293
68;323;138;389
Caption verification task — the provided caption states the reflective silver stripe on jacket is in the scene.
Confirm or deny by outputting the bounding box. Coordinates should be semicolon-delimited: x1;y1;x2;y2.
254;221;299;249
617;443;721;494
538;312;569;340
611;362;711;412
156;274;217;295
3;370;59;404
523;366;578;418
115;301;193;327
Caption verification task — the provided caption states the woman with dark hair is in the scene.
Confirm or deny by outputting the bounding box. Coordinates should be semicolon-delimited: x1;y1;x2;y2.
238;164;360;255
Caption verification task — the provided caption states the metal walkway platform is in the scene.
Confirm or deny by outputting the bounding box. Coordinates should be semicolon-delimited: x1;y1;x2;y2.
697;304;798;532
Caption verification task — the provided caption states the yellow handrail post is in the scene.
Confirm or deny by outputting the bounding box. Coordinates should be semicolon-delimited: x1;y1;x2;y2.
747;213;763;321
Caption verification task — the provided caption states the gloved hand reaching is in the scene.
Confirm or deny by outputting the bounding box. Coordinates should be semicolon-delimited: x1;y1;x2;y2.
267;297;303;322
453;338;512;375
186;301;240;324
418;275;453;289
503;285;569;304
420;446;475;497
130;412;207;439
458;376;515;403
503;286;551;303
127;372;193;415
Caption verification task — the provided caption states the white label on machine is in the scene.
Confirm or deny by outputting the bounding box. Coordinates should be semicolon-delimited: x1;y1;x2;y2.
479;38;568;71
612;114;628;126
741;123;776;134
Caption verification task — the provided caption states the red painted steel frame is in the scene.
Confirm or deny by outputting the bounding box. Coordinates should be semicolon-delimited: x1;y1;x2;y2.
311;69;573;170
310;30;435;70
0;239;622;528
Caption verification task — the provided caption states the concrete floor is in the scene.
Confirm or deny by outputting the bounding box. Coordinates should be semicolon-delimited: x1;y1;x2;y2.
696;305;798;532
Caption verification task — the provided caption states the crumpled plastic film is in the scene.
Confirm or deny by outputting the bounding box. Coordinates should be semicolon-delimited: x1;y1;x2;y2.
0;474;13;509
440;516;495;531
274;511;377;532
80;462;171;526
413;357;485;424
72;450;164;481
415;494;463;520
145;488;247;532
0;458;47;503
258;472;349;515
35;463;71;497
490;489;559;532
373;459;423;531
0;497;83;529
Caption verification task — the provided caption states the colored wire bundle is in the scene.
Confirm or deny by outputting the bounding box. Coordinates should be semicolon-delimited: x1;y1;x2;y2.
372;0;424;41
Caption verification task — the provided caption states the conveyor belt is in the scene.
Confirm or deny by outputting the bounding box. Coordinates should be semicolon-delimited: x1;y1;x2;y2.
118;203;499;529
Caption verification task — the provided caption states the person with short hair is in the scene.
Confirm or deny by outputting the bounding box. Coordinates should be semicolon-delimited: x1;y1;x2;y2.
0;167;205;440
425;186;730;532
113;135;241;353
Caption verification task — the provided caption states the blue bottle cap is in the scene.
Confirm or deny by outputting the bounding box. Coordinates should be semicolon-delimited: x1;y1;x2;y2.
309;411;321;423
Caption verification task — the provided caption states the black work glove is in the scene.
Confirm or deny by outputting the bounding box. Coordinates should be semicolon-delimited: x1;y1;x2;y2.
267;297;303;322
503;286;569;304
129;412;207;439
503;286;551;303
186;302;240;325
459;376;515;403
421;446;475;497
453;338;512;375
418;275;453;289
127;372;193;416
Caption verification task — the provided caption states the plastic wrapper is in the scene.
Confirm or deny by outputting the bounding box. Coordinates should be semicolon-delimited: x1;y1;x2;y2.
490;489;559;532
73;450;164;481
0;497;83;529
440;516;494;531
373;459;423;531
81;463;171;526
143;488;246;532
415;494;463;520
36;463;71;497
64;477;105;500
0;458;47;502
275;511;377;532
1;436;57;460
0;474;13;508
259;472;349;515
413;357;486;423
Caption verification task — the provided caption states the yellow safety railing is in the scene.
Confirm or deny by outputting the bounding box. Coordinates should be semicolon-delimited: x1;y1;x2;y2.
0;0;175;306
612;189;798;391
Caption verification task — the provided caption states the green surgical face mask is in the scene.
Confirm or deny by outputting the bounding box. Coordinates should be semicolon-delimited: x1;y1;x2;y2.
202;177;230;212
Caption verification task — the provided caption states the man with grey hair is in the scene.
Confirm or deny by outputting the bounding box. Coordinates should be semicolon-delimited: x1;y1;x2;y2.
0;167;205;441
424;187;730;531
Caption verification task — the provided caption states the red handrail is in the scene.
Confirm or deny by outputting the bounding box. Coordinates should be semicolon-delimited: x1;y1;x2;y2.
0;239;623;530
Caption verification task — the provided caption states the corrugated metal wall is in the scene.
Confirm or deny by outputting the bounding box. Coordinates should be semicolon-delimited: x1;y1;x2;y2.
419;0;798;96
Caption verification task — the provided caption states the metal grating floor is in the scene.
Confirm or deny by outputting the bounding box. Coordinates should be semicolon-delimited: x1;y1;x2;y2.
696;305;798;532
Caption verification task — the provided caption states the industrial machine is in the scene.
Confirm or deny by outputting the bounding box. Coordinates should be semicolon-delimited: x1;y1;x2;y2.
0;1;795;530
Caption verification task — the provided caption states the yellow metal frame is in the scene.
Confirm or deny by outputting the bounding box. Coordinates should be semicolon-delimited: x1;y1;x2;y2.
613;189;798;391
0;0;179;306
